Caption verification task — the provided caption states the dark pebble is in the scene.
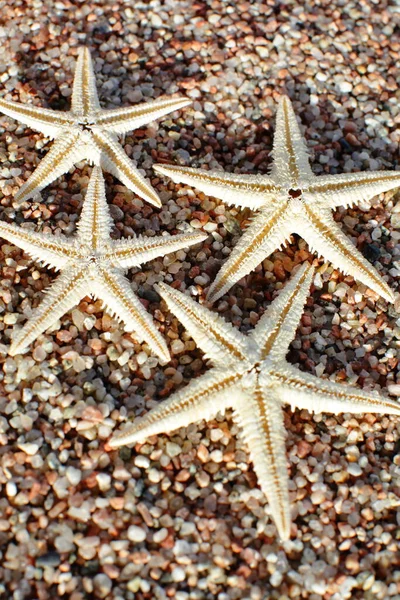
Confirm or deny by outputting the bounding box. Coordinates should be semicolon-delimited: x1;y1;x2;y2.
139;287;161;303
36;551;61;568
362;243;381;262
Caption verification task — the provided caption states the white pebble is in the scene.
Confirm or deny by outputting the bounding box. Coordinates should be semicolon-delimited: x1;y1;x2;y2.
153;528;168;544
148;468;163;483
18;442;39;455
93;574;112;598
66;466;82;486
134;455;150;469
347;463;362;477
166;442;181;457
96;473;111;491
6;481;17;497
171;566;186;582
127;525;146;543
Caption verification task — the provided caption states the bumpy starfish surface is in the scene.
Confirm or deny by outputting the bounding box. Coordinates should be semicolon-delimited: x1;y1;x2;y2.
1;167;206;361
0;47;191;207
154;96;400;303
109;263;400;540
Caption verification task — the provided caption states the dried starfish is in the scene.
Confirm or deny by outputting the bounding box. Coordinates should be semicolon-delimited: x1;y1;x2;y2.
154;96;400;303
1;167;206;361
109;263;400;540
0;47;190;206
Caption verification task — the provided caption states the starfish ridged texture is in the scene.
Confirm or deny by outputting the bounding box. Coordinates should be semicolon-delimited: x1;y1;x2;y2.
0;47;191;207
154;96;400;303
1;167;206;361
109;263;400;540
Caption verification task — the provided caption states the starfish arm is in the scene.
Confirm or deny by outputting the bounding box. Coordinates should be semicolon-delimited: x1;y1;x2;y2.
107;230;207;270
234;378;291;540
96;97;192;134
156;282;251;367
95;265;169;362
0;221;78;270
0;97;71;138
91;128;161;207
71;47;100;116
299;205;395;303
207;203;291;303
109;368;238;448
270;96;313;187
154;164;280;209
9;265;88;356
305;170;400;209
252;263;314;362
14;130;83;204
76;167;113;249
271;364;400;417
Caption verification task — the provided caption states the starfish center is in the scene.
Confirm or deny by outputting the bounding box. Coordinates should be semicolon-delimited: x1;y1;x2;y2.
76;117;97;131
86;254;102;267
288;188;302;198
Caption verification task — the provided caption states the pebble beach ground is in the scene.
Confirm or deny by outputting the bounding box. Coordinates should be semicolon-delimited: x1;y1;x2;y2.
0;1;399;599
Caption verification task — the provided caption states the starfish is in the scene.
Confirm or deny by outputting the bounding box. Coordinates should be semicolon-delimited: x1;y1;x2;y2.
109;263;400;540
0;47;191;207
1;167;206;361
154;96;400;303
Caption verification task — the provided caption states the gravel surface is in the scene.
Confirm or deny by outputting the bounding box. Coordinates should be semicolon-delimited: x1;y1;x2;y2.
0;1;399;599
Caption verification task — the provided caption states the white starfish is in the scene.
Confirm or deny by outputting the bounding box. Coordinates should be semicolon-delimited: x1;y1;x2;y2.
0;47;191;207
109;263;400;540
1;167;206;361
154;96;400;303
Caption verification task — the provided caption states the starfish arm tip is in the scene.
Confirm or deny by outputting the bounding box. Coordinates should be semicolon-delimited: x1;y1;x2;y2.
107;430;137;449
153;163;172;176
205;287;221;305
154;281;170;299
189;231;208;244
146;191;162;208
8;343;20;357
158;347;171;364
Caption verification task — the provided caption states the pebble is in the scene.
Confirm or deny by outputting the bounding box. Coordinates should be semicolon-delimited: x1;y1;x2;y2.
93;574;112;598
171;567;186;582
127;525;147;543
66;466;82;486
166;442;182;457
153;528;168;544
347;463;363;477
17;443;39;455
6;482;17;497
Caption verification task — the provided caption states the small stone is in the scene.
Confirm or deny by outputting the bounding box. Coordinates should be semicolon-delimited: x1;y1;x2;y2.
134;455;150;469
6;481;17;497
127;525;146;543
388;384;400;396
93;574;112;598
166;442;181;457
148;468;162;483
347;463;362;477
153;528;168;544
17;442;39;455
66;466;82;486
337;81;352;93
55;533;74;553
127;578;141;593
171;339;185;354
96;473;111;491
36;552;60;568
171;566;186;582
